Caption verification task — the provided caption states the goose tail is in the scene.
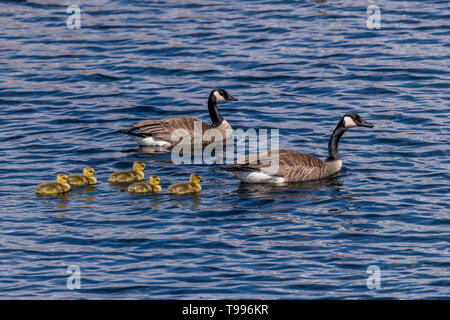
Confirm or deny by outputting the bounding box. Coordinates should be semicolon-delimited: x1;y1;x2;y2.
119;128;146;138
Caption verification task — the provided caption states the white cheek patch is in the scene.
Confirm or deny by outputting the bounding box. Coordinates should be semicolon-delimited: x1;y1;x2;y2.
213;91;226;103
343;116;357;128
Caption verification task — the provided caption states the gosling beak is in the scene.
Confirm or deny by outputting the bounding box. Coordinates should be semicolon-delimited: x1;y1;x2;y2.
226;95;238;101
359;119;374;128
67;178;71;183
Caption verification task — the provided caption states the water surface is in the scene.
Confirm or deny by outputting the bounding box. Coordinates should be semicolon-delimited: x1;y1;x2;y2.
0;0;449;299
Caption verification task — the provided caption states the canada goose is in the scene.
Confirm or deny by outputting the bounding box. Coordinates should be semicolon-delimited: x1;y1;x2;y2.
119;89;238;147
68;167;97;187
108;161;145;183
128;176;162;194
222;113;373;183
35;174;71;195
167;174;202;195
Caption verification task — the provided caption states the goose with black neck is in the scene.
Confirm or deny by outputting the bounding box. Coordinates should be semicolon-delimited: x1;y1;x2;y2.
120;89;238;149
222;113;374;183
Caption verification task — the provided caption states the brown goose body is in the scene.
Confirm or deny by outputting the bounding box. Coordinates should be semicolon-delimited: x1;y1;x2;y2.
120;89;237;148
131;116;232;148
223;149;342;183
222;113;374;184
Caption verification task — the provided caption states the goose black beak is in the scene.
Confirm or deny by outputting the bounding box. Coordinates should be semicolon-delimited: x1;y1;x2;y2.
360;119;374;128
226;95;238;101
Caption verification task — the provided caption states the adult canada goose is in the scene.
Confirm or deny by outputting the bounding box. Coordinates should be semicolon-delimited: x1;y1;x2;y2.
167;174;202;195
108;161;146;183
68;167;97;187
128;176;162;194
119;89;238;148
222;113;373;183
35;174;71;195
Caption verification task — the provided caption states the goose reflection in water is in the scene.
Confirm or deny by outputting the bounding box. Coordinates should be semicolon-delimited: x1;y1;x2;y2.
79;185;97;202
36;193;70;210
168;195;202;212
234;174;343;199
122;146;169;155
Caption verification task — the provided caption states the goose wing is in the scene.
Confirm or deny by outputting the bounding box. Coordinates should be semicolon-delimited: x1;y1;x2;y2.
133;117;212;142
223;149;326;181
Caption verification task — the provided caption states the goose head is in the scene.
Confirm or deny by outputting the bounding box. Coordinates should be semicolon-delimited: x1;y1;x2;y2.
83;167;95;177
57;174;70;184
132;161;146;172
150;175;160;186
190;173;201;184
211;88;238;103
341;113;374;129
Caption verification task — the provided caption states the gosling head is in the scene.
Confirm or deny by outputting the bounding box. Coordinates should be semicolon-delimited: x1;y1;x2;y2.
341;113;374;129
211;88;238;103
133;161;146;172
190;173;201;184
83;167;95;177
57;174;70;184
150;176;160;186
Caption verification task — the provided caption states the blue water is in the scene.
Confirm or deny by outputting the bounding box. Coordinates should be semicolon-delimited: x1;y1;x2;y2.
0;0;449;299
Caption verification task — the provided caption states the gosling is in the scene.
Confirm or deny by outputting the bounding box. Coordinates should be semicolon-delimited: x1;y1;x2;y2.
128;176;162;194
68;167;97;187
109;161;146;184
167;174;202;195
35;174;71;195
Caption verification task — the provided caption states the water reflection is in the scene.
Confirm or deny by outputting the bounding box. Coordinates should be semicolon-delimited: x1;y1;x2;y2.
235;175;343;199
126;142;238;166
168;194;202;212
108;181;131;191
122;146;170;155
76;185;97;202
148;194;162;209
36;193;70;209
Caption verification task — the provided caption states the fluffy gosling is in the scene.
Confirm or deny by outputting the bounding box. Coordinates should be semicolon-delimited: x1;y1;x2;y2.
167;174;202;195
109;161;145;184
35;174;71;195
68;167;97;187
128;176;162;194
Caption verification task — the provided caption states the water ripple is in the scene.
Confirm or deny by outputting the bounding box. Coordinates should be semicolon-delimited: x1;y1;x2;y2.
0;0;448;299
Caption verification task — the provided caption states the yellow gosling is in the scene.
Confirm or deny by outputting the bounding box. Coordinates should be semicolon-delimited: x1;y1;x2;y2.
68;167;97;187
109;161;145;184
167;174;202;195
35;174;71;195
128;176;162;194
